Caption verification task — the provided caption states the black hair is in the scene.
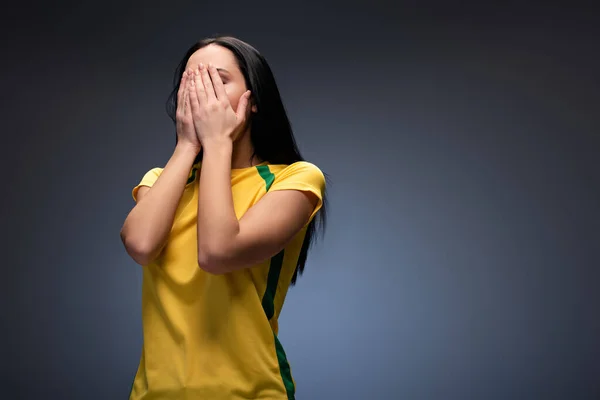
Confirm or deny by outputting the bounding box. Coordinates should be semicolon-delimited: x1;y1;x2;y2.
166;36;328;285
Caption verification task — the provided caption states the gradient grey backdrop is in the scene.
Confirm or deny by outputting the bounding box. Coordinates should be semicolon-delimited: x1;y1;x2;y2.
3;2;599;399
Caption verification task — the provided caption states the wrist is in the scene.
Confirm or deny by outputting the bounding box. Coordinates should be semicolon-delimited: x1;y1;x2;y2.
201;138;233;154
175;141;201;157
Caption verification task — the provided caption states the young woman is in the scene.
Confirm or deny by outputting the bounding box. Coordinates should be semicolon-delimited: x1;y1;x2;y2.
120;36;328;400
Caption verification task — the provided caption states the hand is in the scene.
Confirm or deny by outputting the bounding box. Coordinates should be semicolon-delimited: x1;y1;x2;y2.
188;63;251;146
176;69;202;153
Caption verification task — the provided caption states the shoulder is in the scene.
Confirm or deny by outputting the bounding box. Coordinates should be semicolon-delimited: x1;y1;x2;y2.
276;161;324;180
143;167;164;178
269;161;326;193
140;167;163;184
131;167;163;201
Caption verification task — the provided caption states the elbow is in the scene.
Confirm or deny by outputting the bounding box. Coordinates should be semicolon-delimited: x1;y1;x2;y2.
130;244;157;266
197;245;228;275
121;231;157;266
130;250;155;266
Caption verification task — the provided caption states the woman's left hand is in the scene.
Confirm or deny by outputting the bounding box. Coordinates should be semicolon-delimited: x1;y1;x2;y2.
188;63;251;146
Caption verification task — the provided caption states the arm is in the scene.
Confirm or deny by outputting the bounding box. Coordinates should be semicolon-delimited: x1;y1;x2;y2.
196;141;320;274
120;142;198;265
189;63;322;273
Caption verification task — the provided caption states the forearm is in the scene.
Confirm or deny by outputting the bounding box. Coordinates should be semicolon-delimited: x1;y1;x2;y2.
122;143;199;263
196;139;240;268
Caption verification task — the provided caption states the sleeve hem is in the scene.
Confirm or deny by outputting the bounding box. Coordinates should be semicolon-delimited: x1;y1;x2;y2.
131;182;154;202
269;183;324;224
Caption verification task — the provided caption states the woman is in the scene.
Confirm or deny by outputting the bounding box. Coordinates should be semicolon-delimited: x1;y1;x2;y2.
120;36;328;400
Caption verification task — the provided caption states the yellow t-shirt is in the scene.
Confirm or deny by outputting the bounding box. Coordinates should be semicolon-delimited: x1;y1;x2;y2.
128;160;325;400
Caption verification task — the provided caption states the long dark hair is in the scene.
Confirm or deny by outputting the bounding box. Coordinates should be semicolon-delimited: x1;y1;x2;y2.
166;36;328;285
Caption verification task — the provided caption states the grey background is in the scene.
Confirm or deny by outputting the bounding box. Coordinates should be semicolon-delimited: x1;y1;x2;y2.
3;1;599;399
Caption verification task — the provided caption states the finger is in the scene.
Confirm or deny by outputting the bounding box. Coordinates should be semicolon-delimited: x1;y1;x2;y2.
188;73;201;116
200;63;216;101
177;70;189;110
183;82;190;116
193;68;206;105
236;90;251;121
208;64;227;101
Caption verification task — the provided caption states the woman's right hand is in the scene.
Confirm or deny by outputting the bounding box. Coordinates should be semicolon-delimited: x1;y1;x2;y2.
176;70;202;153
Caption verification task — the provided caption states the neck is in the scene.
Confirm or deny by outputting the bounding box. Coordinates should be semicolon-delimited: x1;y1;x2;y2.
230;128;261;169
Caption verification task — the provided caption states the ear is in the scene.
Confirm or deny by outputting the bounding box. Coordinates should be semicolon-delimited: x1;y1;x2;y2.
250;95;257;113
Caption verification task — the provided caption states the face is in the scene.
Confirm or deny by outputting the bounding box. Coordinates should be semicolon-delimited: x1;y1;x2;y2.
185;44;256;115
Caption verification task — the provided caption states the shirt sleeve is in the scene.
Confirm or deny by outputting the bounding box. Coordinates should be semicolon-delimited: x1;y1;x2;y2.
131;168;162;202
269;161;326;224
